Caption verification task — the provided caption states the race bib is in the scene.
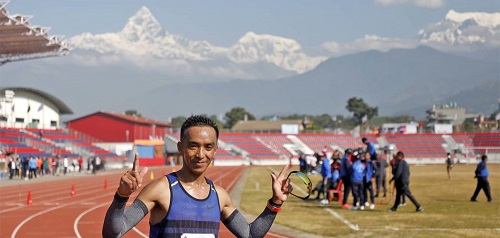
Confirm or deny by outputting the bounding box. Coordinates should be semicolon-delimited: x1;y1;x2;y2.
181;234;215;238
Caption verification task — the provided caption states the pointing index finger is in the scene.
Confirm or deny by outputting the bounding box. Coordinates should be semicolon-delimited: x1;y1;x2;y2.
132;153;140;172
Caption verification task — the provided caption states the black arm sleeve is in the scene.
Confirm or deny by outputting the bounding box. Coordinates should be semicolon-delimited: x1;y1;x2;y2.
102;193;149;238
222;208;278;238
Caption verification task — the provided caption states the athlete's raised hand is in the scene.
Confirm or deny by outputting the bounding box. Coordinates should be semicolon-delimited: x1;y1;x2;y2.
117;153;149;197
270;164;293;204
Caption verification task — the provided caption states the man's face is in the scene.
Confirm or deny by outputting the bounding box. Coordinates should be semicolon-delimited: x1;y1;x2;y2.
178;126;217;175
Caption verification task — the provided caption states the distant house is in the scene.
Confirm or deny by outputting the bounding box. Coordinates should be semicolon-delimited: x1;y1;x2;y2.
66;111;172;142
231;120;304;134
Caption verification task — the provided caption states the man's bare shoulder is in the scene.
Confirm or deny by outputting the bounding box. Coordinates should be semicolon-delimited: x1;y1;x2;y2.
138;176;170;202
213;184;232;203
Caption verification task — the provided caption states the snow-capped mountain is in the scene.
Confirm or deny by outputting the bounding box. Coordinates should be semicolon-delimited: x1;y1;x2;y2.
229;32;325;73
417;10;500;47
68;6;324;78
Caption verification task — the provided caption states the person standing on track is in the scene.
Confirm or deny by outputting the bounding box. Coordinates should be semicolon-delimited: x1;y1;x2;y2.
103;115;293;238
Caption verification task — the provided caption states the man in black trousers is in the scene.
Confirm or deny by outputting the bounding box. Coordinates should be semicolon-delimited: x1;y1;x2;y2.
340;149;353;209
389;151;424;212
471;154;492;202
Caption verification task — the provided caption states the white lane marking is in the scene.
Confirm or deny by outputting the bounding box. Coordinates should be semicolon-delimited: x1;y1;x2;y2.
11;192;113;238
74;202;109;238
132;227;148;238
323;208;359;231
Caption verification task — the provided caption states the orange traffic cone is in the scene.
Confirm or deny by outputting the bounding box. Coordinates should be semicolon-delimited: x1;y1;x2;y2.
27;191;32;206
104;179;108;189
71;184;75;197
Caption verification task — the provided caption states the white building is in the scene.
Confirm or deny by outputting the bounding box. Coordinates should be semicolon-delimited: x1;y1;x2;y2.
0;88;72;129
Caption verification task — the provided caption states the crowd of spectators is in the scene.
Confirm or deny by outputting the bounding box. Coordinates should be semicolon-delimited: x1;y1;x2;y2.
0;150;105;180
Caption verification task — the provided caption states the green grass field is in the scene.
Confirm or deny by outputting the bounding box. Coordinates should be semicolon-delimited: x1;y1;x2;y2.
240;164;500;238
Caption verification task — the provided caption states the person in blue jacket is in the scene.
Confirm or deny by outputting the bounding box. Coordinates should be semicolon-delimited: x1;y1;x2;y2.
362;137;377;160
350;152;365;210
470;154;492;202
340;149;353;209
362;152;376;209
319;151;332;204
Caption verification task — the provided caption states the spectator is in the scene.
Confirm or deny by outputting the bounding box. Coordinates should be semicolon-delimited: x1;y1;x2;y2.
446;152;454;180
63;156;69;175
362;137;378;160
470;154;492;202
350;151;365;210
389;151;424;212
78;157;83;173
319;151;332;204
375;154;388;197
362;152;376;210
340;149;353;209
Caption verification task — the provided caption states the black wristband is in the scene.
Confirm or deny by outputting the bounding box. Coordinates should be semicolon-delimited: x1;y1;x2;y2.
268;198;282;207
114;192;130;202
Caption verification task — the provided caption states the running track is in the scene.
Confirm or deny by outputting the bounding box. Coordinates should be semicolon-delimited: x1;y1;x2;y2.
0;166;290;238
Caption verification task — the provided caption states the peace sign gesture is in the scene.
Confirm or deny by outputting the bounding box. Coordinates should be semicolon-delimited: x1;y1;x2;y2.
270;164;293;204
116;153;149;198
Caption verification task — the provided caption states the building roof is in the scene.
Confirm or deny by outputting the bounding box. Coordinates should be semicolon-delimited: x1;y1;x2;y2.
0;3;68;65
67;111;173;127
231;120;303;132
0;87;73;114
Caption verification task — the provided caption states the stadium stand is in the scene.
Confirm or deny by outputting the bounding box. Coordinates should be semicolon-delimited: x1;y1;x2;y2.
0;128;51;157
1;127;122;160
472;132;500;154
296;133;364;153
219;132;279;162
385;133;446;159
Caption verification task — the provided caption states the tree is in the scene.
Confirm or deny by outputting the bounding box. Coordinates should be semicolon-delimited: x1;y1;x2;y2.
346;97;378;125
225;107;256;129
207;115;225;130
124;110;142;117
171;116;187;128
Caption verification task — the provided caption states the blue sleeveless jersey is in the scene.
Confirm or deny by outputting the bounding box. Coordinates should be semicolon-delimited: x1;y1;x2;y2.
150;173;221;238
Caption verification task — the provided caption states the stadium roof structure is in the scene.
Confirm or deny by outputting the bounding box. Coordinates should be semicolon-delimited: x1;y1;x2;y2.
67;111;173;127
0;1;68;66
0;87;73;114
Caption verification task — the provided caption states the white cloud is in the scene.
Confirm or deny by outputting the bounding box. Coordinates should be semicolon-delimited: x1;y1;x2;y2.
321;35;417;57
374;0;445;8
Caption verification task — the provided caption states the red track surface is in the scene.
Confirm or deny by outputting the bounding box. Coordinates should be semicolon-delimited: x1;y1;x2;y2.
0;166;290;238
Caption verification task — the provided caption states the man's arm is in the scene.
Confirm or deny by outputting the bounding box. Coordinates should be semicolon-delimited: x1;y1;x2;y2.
102;154;151;238
102;195;148;238
219;164;292;238
475;162;485;177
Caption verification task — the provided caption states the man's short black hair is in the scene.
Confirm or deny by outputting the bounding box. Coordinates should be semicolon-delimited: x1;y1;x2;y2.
481;154;487;161
362;137;368;143
396;151;404;158
180;115;219;140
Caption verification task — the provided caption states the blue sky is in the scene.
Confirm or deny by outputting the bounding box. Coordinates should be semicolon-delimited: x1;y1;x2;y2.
4;0;499;51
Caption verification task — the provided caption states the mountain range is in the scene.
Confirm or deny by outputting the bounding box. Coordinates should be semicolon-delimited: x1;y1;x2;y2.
0;7;498;122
